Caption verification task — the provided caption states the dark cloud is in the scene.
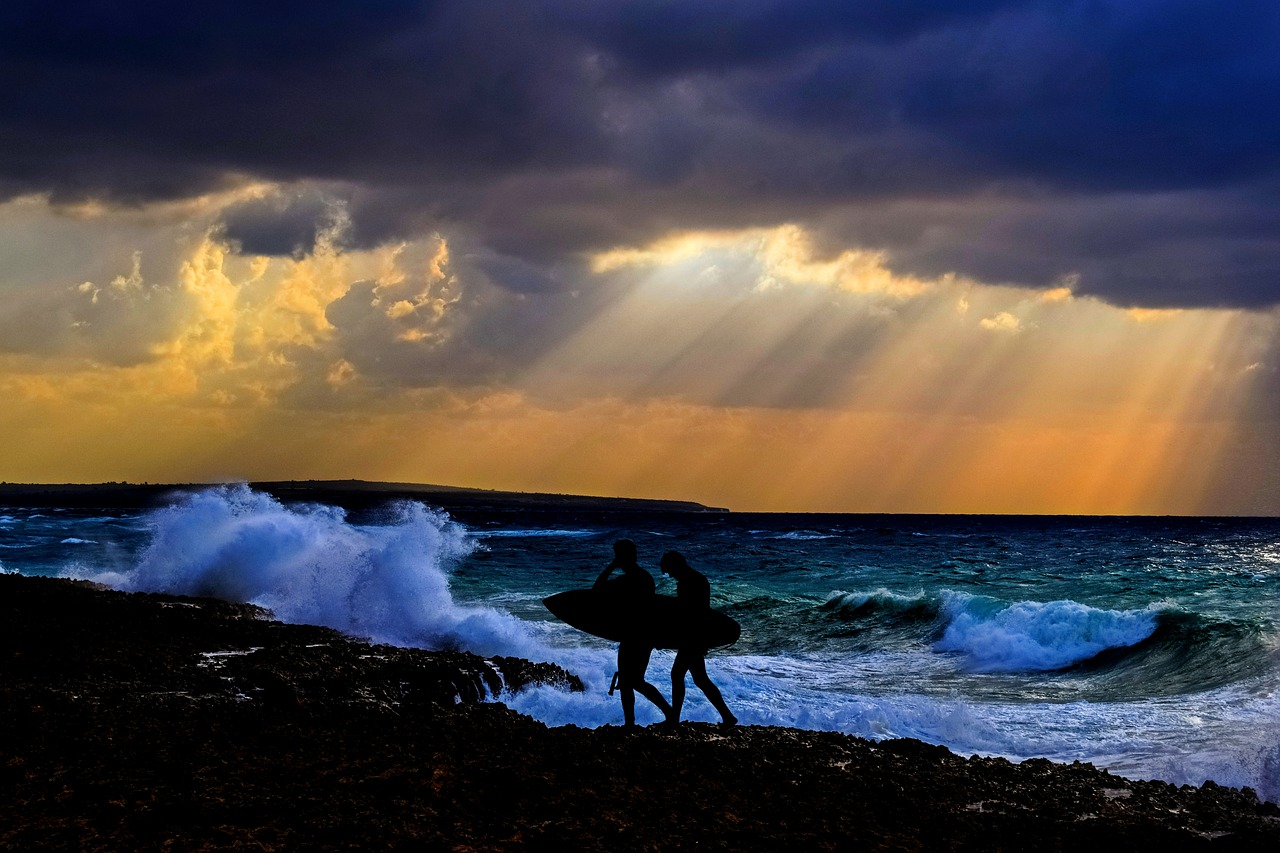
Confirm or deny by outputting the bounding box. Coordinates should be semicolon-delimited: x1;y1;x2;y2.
807;182;1280;308
220;188;348;258
755;0;1280;192
0;1;604;200
3;2;1280;307
560;1;1023;75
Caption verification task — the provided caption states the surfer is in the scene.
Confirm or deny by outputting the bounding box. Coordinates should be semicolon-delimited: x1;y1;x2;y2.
594;539;676;727
659;550;737;727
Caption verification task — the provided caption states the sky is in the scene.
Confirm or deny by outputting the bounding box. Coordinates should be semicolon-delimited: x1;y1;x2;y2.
2;1;1279;514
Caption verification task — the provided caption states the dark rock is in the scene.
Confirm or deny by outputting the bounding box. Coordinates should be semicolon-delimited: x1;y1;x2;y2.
490;654;586;695
2;574;1278;850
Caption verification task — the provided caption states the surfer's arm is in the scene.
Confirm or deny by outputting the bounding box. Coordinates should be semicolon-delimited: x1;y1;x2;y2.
593;565;616;589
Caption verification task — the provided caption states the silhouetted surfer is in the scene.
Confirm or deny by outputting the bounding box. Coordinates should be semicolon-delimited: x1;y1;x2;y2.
594;539;675;727
659;550;737;727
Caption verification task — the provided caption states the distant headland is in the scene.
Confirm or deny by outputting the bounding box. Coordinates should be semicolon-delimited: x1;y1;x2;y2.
0;479;729;514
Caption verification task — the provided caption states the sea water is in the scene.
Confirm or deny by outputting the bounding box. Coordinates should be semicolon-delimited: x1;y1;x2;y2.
3;485;1279;801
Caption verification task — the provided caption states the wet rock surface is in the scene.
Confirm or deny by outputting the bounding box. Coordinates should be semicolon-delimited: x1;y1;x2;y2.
2;574;1278;850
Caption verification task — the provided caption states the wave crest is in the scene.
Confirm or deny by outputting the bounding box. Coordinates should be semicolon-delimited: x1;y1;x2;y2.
935;592;1161;672
822;588;937;620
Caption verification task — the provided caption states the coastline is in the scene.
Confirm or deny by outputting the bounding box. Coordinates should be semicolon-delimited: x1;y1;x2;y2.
2;574;1277;850
0;479;729;514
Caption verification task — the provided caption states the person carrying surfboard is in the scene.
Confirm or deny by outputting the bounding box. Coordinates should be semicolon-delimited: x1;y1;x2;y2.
594;539;676;728
659;550;738;727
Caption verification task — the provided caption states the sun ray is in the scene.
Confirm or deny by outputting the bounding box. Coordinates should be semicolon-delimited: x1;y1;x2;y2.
509;224;1280;513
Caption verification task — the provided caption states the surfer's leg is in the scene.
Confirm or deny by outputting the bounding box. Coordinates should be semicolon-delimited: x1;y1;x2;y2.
671;650;691;721
618;645;637;726
622;645;675;717
619;643;672;723
690;652;736;726
634;681;673;721
629;646;675;722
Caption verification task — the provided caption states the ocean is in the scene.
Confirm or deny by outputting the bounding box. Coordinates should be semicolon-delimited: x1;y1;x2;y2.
3;485;1279;801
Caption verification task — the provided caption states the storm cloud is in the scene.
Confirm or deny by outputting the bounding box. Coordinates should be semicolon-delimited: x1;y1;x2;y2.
3;1;1280;307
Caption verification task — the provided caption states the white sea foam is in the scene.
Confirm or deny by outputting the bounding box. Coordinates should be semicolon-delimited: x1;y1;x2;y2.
509;646;1280;801
935;592;1161;672
76;485;541;658
61;538;97;545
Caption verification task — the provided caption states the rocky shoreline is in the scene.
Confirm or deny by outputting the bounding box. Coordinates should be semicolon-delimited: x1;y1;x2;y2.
2;574;1277;850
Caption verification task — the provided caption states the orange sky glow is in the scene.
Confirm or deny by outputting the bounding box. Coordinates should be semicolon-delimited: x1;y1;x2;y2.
2;196;1276;515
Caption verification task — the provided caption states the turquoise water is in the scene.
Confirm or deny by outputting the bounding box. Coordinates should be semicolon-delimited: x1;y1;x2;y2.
4;487;1279;800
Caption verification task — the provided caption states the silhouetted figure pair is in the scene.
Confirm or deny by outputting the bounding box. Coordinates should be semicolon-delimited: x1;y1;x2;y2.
595;540;736;727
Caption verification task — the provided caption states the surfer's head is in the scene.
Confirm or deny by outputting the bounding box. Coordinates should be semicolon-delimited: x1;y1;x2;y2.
659;550;690;576
610;539;638;568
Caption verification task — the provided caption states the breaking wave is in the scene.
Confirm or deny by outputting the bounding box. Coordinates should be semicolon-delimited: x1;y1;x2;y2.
934;592;1163;672
80;485;538;658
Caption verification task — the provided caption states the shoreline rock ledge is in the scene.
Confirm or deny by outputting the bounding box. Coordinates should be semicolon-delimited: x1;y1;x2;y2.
3;574;1277;850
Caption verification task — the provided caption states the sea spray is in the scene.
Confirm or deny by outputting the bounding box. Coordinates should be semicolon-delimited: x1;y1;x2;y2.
86;485;539;658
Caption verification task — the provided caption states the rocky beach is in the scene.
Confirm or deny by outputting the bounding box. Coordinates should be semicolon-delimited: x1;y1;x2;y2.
2;573;1278;850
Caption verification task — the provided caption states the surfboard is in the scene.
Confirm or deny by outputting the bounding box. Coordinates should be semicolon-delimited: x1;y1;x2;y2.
543;587;741;649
